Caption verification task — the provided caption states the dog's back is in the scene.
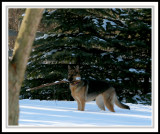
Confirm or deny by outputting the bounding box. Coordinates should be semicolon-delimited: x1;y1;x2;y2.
85;79;111;94
83;79;111;101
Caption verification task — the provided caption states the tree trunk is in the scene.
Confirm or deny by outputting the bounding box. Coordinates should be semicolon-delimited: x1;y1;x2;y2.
8;8;44;125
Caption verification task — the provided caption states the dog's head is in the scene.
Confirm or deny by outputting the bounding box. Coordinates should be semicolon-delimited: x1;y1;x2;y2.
68;65;81;83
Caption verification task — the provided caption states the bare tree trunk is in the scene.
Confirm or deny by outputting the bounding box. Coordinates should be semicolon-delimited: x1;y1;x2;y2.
8;8;44;125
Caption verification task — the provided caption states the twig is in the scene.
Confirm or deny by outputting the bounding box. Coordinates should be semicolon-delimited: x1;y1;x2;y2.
26;79;69;91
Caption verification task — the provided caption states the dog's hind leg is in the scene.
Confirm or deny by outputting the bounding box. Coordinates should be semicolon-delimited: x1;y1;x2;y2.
96;94;105;111
102;88;116;112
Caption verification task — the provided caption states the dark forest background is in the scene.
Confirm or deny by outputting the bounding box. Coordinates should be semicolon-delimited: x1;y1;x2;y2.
9;8;152;105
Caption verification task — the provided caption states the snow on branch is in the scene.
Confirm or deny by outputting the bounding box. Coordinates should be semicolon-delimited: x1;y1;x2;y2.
26;78;69;91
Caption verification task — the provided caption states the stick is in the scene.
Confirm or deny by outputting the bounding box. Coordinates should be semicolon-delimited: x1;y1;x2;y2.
26;79;69;91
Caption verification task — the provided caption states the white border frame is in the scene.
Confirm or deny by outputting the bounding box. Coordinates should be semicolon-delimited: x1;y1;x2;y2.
2;2;159;132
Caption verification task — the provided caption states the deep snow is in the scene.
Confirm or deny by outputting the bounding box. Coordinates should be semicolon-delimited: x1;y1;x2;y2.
19;99;152;127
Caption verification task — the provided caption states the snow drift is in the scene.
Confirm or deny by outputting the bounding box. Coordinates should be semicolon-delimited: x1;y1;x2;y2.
19;99;152;127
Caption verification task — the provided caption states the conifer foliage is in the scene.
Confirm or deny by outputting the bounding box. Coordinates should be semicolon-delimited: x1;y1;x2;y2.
21;8;151;104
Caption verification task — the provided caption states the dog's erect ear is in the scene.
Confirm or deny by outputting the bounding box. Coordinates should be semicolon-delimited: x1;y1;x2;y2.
68;65;71;70
75;65;79;72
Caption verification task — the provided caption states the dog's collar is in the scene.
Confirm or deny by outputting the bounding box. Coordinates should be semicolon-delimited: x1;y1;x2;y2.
70;81;81;86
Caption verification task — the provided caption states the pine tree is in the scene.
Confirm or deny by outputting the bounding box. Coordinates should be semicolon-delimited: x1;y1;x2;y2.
21;8;151;104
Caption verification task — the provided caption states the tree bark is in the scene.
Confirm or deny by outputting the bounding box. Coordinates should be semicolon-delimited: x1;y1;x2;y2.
8;8;44;125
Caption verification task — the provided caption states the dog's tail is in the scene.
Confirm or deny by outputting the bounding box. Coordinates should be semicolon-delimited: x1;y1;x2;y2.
115;95;130;110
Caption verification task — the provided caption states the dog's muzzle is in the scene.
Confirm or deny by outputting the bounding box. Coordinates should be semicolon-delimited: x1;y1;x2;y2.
68;77;81;84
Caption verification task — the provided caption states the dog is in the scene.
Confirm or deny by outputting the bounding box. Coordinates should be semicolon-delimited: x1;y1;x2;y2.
68;65;130;112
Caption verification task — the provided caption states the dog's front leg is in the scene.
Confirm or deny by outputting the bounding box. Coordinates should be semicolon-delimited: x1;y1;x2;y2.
74;97;81;110
79;98;85;111
77;100;81;110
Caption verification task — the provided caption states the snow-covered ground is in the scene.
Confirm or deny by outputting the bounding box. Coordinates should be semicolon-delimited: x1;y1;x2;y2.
19;99;152;127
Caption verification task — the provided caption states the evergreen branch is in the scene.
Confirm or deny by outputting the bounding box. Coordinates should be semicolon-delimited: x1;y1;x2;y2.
26;79;69;91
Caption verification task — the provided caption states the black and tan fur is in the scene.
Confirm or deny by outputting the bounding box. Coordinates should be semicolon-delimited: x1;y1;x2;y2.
68;65;130;112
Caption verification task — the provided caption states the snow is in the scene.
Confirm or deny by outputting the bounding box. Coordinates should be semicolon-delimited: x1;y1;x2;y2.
43;49;58;57
129;68;145;74
117;78;122;83
132;95;149;104
105;78;116;82
92;18;99;26
92;18;117;31
135;58;141;62
124;78;130;80
35;34;56;41
102;19;117;30
35;34;49;40
120;14;129;17
26;89;31;92
19;99;152;127
89;76;96;80
105;78;111;81
132;95;142;101
93;36;106;42
84;16;91;19
116;56;123;62
101;52;107;57
62;78;69;82
49;10;56;15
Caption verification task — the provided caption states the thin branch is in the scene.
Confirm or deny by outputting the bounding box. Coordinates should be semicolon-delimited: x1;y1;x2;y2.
26;79;69;91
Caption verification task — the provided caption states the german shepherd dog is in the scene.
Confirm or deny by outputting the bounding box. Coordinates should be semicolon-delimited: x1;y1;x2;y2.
68;65;130;112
